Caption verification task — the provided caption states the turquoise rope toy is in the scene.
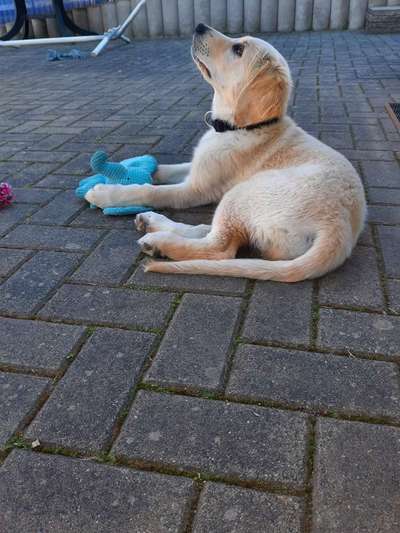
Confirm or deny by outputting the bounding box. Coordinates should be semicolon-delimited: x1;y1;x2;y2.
75;150;157;216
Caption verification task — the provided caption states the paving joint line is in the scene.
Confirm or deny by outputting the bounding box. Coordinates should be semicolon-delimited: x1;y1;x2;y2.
303;417;317;533
0;327;93;462
138;383;400;428
221;279;255;393
101;292;185;455
27;231;109;316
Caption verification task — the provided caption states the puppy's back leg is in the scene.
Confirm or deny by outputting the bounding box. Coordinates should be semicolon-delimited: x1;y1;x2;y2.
137;210;244;261
136;184;247;260
138;229;240;261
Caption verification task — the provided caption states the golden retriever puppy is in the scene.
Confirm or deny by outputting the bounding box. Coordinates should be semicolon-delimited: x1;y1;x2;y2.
86;24;366;282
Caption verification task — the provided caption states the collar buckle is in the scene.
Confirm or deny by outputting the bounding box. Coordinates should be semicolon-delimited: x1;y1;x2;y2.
203;111;214;129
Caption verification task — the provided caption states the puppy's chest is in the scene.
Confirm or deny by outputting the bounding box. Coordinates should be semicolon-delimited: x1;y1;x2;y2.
194;130;254;174
197;130;233;154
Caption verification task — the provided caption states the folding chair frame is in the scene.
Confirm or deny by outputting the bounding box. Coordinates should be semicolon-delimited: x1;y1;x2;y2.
0;0;147;56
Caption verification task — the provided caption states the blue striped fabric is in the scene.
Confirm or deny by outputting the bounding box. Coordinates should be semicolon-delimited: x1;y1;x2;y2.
0;0;105;24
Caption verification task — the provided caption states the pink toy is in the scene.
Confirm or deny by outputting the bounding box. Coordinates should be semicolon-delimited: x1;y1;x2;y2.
0;183;13;208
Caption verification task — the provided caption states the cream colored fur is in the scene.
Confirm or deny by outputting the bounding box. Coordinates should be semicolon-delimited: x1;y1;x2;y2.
86;26;366;282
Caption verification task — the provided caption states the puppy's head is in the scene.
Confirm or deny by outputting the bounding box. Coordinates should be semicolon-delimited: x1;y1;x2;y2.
192;24;292;127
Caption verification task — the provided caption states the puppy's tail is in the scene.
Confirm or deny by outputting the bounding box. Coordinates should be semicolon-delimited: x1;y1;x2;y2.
145;228;352;282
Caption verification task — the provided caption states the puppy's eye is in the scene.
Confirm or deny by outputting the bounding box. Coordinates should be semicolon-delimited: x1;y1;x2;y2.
232;43;245;57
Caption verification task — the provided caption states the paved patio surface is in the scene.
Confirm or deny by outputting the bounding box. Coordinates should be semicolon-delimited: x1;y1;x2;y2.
0;30;400;532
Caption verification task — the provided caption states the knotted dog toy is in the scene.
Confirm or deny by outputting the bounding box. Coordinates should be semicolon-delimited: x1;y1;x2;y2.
75;151;157;216
0;182;13;208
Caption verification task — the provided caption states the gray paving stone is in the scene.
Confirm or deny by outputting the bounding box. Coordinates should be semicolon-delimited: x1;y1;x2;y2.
113;391;308;488
0;373;49;448
318;308;400;359
36;126;87;136
387;279;400;313
320;131;353;149
0;161;28;179
7;120;48;134
360;161;400;187
352;124;385;141
53;153;92;175
227;345;400;420
72;230;141;284
319;246;383;309
59;141;122;154
30;134;75;151
313;419;400;533
0;450;195;533
193;483;303;533
10;150;76;164
159;208;214;226
356;140;400;152
368;205;400;225
35;173;82;189
27;329;155;452
39;284;175;328
0;141;29;157
0;161;27;176
342;149;395;162
74;126;122;143
0;248;31;277
368;187;400;205
8;162;60;187
112;143;162;161
358;224;373;246
130;260;247;295
377;225;400;277
0;204;36;237
70;208;136;229
0;317;85;372
13;187;59;204
243;281;313;345
0;224;104;251
29;190;83;225
150;132;196;154
0;251;82;315
145;294;242;391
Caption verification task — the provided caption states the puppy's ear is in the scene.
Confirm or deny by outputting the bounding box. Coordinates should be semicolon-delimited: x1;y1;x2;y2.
234;66;290;128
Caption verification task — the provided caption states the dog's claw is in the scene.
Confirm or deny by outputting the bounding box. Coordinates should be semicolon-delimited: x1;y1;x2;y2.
139;238;156;257
153;248;164;259
141;242;154;254
135;214;147;232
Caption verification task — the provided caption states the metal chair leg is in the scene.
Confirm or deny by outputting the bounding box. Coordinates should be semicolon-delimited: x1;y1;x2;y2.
52;0;97;36
0;0;27;40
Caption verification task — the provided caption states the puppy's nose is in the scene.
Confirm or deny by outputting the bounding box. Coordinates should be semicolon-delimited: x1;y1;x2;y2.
195;23;210;35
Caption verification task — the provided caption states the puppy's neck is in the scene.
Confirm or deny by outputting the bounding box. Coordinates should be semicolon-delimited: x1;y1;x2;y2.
212;92;235;126
211;91;286;138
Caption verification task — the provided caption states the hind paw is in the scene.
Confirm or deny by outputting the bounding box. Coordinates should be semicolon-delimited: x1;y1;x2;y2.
135;212;173;233
137;233;167;258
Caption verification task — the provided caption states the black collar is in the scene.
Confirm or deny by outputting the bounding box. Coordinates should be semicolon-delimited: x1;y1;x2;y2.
204;113;280;133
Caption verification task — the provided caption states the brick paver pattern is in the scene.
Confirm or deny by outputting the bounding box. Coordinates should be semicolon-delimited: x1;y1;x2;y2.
0;31;400;533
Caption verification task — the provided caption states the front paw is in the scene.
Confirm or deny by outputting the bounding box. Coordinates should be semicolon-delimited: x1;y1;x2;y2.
85;184;125;209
